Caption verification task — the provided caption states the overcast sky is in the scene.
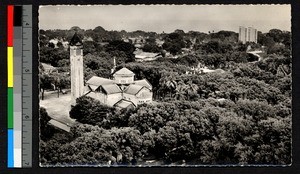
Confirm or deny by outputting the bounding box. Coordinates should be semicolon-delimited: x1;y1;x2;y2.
39;5;291;33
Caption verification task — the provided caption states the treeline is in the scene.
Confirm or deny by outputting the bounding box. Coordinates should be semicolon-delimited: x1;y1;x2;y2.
39;26;291;80
40;26;291;57
39;26;291;90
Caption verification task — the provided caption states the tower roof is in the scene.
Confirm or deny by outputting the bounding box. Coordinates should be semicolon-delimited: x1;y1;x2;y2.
113;67;134;76
69;32;83;46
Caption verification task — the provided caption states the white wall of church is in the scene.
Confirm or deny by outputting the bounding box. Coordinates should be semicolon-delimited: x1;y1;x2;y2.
86;87;152;107
136;88;152;104
114;76;134;84
123;88;152;106
87;92;123;107
123;93;138;106
86;92;106;104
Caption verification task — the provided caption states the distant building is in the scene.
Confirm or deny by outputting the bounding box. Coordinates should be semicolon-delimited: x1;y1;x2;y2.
82;36;93;42
49;39;59;48
134;51;161;62
239;26;258;44
40;63;58;74
49;39;69;50
188;63;225;74
134;43;143;49
155;39;164;47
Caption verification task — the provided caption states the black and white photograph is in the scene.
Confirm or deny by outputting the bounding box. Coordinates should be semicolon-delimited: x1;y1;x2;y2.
38;5;291;166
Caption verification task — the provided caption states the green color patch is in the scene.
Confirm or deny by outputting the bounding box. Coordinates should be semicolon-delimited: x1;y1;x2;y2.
8;88;13;129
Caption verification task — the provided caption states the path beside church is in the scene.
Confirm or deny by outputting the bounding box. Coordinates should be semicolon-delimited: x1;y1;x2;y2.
40;90;75;125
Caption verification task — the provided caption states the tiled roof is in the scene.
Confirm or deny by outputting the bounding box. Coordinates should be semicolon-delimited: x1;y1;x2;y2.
114;99;135;108
114;67;134;76
134;79;152;90
86;76;115;86
48;119;71;132
102;84;122;94
86;91;99;100
88;84;98;91
124;84;144;95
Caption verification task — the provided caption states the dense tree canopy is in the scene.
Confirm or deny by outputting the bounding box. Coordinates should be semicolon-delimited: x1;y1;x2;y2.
41;95;291;165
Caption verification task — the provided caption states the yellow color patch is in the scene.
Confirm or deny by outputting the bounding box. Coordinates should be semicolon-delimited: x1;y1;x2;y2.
7;47;13;87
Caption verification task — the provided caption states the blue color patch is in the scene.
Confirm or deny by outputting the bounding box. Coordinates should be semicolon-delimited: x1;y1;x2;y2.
8;129;14;167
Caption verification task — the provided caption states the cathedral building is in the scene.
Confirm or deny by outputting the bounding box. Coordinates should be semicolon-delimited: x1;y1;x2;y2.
84;67;153;108
69;33;153;109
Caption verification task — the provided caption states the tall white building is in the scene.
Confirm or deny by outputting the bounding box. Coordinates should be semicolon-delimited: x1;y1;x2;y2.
70;33;84;104
239;26;258;44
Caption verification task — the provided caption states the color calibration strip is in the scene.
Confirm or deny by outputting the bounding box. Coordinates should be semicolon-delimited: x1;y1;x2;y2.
7;5;32;168
7;5;15;168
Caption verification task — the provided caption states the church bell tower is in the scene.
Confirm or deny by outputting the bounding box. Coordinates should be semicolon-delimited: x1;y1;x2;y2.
69;32;84;104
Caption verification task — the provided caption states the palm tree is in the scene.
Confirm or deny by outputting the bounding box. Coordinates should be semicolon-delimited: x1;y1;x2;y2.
186;81;199;100
175;80;188;100
159;71;177;99
165;78;177;98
